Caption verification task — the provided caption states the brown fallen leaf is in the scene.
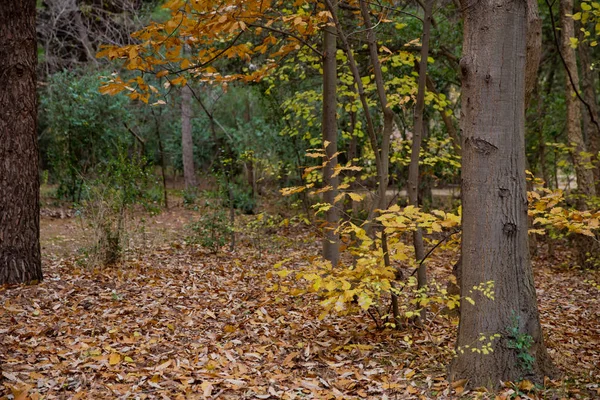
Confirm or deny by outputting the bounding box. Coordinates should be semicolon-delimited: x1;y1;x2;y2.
518;379;535;391
283;351;299;367
155;359;172;371
201;381;213;397
452;378;468;389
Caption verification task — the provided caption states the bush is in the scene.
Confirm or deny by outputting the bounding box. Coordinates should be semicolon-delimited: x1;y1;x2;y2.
39;70;134;202
186;193;233;253
79;151;160;266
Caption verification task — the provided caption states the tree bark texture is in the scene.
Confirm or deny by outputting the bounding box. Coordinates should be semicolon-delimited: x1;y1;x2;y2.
0;0;43;284
449;0;555;387
559;0;596;198
321;7;340;266
181;84;197;190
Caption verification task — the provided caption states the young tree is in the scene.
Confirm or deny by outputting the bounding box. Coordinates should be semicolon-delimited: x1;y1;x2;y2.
321;4;339;266
0;0;43;284
181;83;198;191
559;0;596;199
449;0;555;387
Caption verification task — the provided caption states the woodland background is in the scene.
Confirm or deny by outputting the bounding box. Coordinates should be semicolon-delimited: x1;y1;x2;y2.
0;0;599;398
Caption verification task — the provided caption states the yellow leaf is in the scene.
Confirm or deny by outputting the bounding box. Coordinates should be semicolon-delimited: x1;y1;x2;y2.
348;192;364;202
333;192;346;204
109;353;121;365
518;379;535;391
570;37;579;49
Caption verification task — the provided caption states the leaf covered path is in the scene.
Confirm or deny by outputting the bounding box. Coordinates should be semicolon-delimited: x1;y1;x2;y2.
1;211;599;399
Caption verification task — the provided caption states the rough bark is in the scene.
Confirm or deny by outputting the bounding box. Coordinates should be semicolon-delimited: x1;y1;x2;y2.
449;0;555;387
559;0;596;198
181;84;197;190
0;0;43;284
322;5;340;266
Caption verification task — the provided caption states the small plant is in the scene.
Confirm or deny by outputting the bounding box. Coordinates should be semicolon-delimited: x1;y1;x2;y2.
230;186;256;214
187;198;232;253
79;151;160;266
506;312;535;372
182;188;198;207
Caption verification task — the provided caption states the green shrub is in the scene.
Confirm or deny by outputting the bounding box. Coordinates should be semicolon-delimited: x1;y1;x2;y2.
39;70;133;202
186;194;232;253
79;151;160;266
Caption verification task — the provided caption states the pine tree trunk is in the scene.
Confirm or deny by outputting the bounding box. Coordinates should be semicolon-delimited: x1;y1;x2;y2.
181;84;197;191
0;0;43;284
449;0;555;386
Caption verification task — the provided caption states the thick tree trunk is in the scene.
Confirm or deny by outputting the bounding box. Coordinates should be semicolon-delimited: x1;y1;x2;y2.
449;0;555;387
0;0;43;284
322;5;340;266
560;0;596;198
181;84;197;190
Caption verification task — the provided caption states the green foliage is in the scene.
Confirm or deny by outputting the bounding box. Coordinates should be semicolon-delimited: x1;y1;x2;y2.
39;70;133;201
182;188;199;206
571;1;600;47
270;204;463;322
229;186;256;214
506;313;535;373
79;151;160;266
186;194;233;253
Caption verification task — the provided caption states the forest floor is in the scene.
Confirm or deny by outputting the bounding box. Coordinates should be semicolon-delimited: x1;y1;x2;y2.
1;199;599;399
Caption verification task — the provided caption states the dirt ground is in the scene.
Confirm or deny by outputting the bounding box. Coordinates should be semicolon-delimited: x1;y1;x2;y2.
1;201;599;399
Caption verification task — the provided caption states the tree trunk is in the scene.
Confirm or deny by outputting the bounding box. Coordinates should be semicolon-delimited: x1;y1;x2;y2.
152;108;169;209
560;0;599;268
181;84;197;190
449;0;555;386
0;0;43;284
409;0;434;299
538;64;557;187
577;41;600;194
560;0;596;198
322;4;340;266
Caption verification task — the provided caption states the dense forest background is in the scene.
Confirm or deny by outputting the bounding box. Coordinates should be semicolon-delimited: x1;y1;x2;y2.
0;0;599;398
